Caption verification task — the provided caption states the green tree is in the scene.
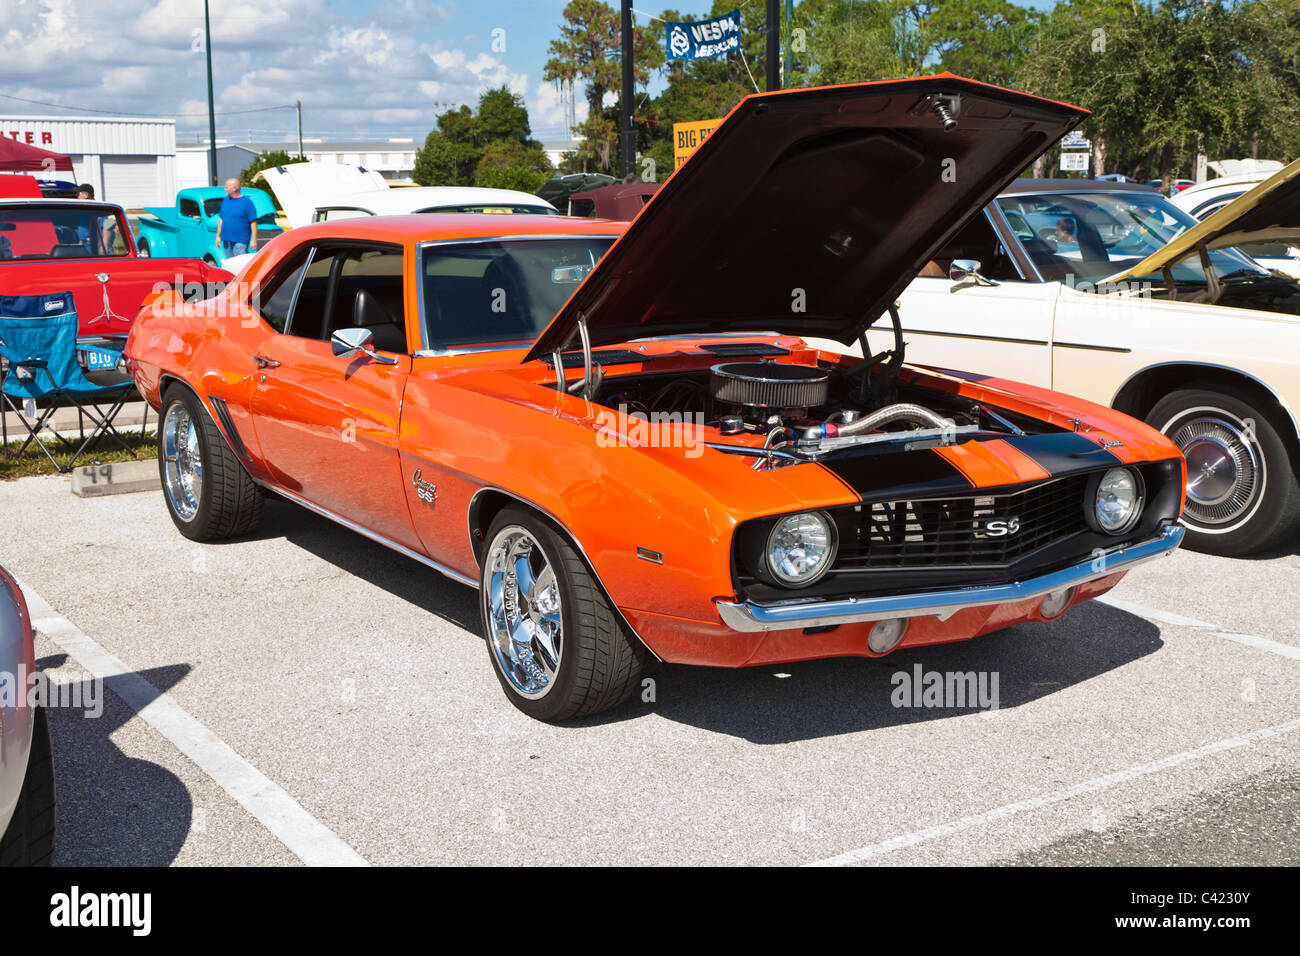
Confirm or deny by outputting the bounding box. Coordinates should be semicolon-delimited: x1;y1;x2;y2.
1020;0;1299;184
413;87;553;189
544;0;667;173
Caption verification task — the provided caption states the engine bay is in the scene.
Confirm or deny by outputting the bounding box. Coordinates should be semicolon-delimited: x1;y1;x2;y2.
592;350;1042;463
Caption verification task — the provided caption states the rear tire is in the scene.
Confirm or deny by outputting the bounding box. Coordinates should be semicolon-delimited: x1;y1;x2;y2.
159;386;264;541
1146;385;1300;556
137;239;150;257
0;707;55;866
480;507;645;722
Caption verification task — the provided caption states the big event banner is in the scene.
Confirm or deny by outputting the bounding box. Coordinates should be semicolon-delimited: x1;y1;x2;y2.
672;118;723;169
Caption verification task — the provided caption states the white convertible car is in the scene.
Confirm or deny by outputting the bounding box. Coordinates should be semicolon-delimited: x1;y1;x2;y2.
811;166;1300;557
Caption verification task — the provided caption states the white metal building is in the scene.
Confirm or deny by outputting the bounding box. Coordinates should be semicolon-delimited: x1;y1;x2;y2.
175;139;418;189
0;116;177;209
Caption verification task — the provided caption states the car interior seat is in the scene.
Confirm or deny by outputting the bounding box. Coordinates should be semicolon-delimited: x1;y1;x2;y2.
350;288;407;353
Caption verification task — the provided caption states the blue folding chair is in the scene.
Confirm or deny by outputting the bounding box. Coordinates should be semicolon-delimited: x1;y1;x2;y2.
0;291;139;472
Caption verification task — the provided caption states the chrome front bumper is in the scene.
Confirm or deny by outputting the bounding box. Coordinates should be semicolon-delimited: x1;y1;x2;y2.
714;524;1184;633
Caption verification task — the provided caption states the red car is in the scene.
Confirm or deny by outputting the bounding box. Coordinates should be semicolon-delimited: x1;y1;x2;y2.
0;176;230;337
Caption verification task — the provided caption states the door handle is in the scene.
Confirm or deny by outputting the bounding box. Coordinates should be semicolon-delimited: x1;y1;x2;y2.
254;355;280;369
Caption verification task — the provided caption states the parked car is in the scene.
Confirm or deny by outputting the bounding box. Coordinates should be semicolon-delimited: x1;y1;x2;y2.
565;183;660;218
1170;168;1300;278
126;76;1186;721
810;176;1299;556
255;163;556;229
536;172;618;208
0;177;232;337
134;186;283;267
0;565;55;865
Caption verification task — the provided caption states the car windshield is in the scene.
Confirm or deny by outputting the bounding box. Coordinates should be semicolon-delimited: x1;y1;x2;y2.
421;237;615;350
996;190;1267;285
0;204;129;261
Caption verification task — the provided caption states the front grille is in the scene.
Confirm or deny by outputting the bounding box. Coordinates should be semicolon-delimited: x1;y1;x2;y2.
832;475;1090;570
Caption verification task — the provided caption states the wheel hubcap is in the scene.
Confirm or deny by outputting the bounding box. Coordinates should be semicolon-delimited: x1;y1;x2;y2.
485;527;562;699
162;403;203;521
1164;412;1261;528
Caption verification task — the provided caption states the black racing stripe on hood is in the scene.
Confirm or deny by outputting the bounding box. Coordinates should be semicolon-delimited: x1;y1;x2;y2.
818;446;974;501
1006;432;1122;477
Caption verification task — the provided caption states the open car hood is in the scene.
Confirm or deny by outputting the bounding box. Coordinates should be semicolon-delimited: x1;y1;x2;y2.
1105;156;1300;283
254;162;390;229
524;74;1086;361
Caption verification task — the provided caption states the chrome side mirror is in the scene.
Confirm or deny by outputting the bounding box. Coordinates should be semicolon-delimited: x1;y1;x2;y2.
331;327;397;365
949;258;1000;287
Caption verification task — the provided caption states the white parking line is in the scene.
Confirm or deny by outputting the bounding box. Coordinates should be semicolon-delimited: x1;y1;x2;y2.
806;715;1300;867
1098;595;1300;661
19;581;369;868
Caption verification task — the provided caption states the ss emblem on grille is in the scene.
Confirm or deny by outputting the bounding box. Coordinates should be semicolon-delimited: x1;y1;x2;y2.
979;517;1020;538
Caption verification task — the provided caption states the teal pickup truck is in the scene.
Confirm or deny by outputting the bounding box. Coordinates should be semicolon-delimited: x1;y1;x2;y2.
133;186;283;266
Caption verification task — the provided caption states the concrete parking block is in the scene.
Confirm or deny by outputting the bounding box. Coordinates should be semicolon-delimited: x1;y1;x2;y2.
70;458;159;497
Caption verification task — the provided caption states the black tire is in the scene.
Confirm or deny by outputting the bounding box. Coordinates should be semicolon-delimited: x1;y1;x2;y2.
159;386;264;541
480;507;645;722
0;707;55;866
1146;385;1300;556
137;239;150;257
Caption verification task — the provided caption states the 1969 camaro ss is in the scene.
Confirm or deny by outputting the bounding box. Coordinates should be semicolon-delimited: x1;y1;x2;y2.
125;76;1187;721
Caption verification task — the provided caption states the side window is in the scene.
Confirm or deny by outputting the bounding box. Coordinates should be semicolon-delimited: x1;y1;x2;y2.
253;249;311;333
179;198;201;219
285;250;337;340
329;247;407;353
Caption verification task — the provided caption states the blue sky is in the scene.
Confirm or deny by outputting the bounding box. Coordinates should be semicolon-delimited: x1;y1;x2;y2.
0;1;1061;146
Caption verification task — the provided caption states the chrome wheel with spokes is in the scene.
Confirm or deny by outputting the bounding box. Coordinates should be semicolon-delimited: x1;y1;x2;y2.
484;525;563;699
479;506;645;721
162;401;203;522
157;387;264;541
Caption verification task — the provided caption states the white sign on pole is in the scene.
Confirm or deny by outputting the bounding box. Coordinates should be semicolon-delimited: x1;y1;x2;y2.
1059;152;1089;172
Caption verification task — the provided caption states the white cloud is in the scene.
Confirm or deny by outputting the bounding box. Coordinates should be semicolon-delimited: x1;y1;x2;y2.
0;0;536;141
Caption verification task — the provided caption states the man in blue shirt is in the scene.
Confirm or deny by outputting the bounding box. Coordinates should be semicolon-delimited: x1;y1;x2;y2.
215;178;258;258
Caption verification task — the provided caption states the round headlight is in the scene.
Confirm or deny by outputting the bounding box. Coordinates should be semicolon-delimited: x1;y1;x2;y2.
766;511;837;587
1094;467;1143;534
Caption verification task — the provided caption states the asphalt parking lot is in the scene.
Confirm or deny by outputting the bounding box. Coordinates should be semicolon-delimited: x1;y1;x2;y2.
3;473;1297;866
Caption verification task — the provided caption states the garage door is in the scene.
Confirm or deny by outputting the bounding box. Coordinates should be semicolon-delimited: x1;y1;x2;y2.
101;156;160;209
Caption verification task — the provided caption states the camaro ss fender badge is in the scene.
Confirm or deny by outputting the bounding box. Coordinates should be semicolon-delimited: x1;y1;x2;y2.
978;517;1021;538
412;469;437;505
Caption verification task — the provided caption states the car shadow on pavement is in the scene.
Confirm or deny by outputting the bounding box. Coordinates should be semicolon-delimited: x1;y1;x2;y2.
217;497;482;632
39;654;193;865
582;600;1164;744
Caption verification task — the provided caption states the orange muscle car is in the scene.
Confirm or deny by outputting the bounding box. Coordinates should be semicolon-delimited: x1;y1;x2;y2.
125;76;1187;721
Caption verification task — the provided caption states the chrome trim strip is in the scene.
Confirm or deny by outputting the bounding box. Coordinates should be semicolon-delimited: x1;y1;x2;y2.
714;525;1184;633
273;486;479;589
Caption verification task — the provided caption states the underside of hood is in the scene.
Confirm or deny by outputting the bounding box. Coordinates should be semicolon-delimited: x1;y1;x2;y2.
525;74;1086;362
254;162;390;229
1106;155;1300;283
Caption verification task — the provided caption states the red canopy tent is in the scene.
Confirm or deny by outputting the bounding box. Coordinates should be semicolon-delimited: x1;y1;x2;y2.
0;137;74;174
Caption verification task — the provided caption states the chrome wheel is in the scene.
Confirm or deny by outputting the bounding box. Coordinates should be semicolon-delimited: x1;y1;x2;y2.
162;402;203;522
485;525;563;699
1162;408;1264;532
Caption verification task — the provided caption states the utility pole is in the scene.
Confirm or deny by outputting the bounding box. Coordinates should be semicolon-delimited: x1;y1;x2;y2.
204;0;217;185
296;100;304;159
620;0;635;179
765;0;780;92
783;0;793;81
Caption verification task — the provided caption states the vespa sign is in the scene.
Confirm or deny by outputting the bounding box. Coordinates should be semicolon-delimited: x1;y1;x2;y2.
665;10;742;60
